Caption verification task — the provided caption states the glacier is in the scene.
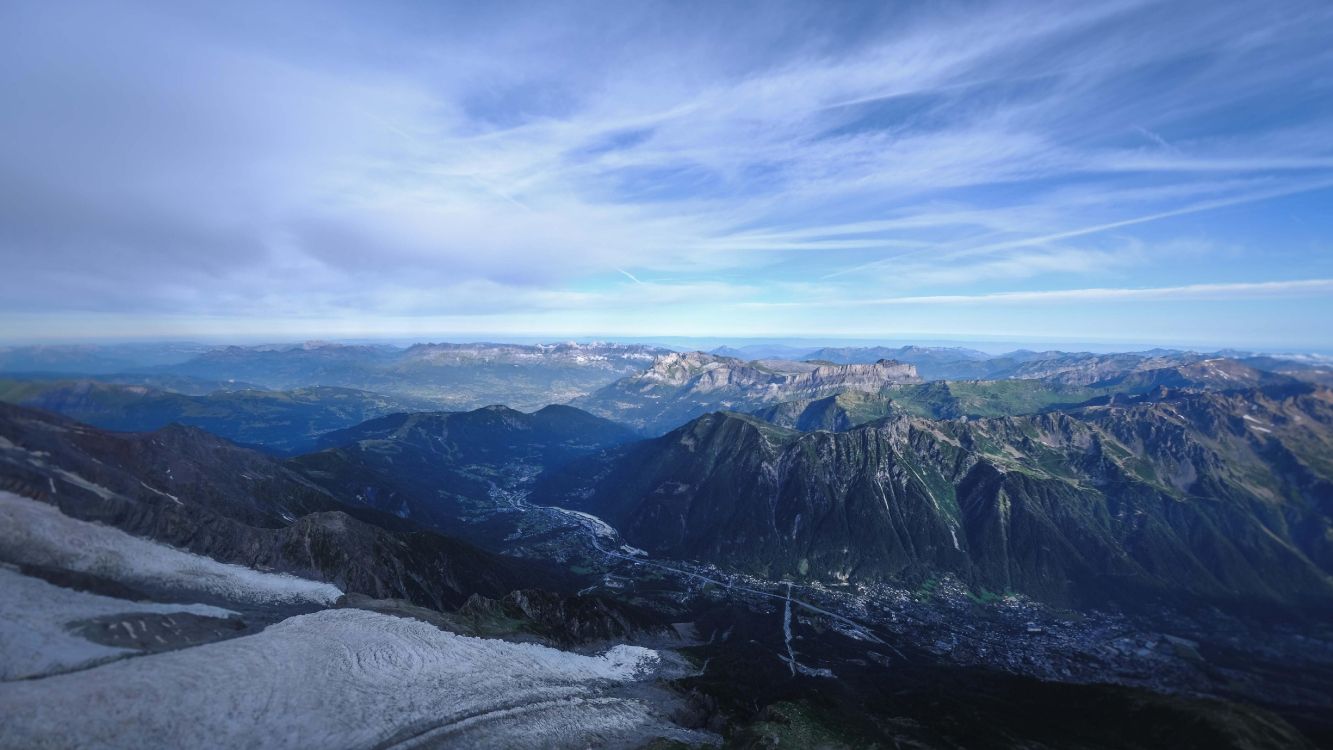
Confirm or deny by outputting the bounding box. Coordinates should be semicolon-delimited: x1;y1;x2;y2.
0;608;707;749
0;565;235;680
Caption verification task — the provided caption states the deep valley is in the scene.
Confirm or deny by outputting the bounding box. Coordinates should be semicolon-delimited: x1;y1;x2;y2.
2;342;1331;748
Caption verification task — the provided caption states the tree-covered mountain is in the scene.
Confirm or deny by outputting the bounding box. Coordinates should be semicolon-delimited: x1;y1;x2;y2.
3;384;1331;747
536;384;1333;610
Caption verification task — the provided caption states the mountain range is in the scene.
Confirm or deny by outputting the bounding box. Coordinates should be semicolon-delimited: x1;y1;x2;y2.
542;382;1333;609
0;379;441;454
572;351;922;433
740;344;1333;385
572;351;1314;434
160;341;674;410
3;341;1333;747
0;341;674;411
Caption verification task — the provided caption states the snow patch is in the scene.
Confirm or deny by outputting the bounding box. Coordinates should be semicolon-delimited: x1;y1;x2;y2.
0;491;342;607
1242;414;1274;432
138;480;182;505
51;469;119;500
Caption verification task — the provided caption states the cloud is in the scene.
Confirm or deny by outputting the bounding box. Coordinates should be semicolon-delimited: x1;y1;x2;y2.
616;268;646;285
1;0;1331;344
820;176;1333;279
744;278;1333;308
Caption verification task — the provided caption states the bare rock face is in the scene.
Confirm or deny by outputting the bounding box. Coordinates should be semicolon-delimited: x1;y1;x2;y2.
798;360;921;392
634;352;741;387
574;352;921;434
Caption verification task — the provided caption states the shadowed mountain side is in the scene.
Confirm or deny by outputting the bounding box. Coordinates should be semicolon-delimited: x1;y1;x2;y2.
535;386;1333;611
292;404;636;537
751;391;901;432
0;402;546;610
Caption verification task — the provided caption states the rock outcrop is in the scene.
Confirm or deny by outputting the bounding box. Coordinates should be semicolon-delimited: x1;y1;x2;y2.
574;352;921;434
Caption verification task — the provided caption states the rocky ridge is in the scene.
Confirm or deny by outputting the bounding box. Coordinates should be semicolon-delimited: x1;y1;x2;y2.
574;352;920;433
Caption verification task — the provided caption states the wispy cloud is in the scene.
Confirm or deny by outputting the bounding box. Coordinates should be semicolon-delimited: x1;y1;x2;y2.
822;176;1333;279
744;279;1333;308
615;268;645;285
1;0;1331;344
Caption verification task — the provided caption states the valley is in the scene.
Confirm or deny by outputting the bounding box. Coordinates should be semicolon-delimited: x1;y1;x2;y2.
389;452;1333;747
9;4;1331;745
2;341;1332;747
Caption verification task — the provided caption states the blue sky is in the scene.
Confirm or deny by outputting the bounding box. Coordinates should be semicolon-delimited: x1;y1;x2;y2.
2;0;1332;349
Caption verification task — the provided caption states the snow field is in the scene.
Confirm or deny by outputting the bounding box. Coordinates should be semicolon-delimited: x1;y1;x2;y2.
0;608;676;750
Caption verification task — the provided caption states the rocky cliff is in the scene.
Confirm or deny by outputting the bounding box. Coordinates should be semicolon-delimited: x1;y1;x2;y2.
574;352;921;434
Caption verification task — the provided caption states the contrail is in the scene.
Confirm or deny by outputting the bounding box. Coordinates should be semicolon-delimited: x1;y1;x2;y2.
616;268;646;285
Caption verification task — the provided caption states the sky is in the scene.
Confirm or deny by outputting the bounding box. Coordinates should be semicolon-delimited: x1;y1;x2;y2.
2;0;1332;350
